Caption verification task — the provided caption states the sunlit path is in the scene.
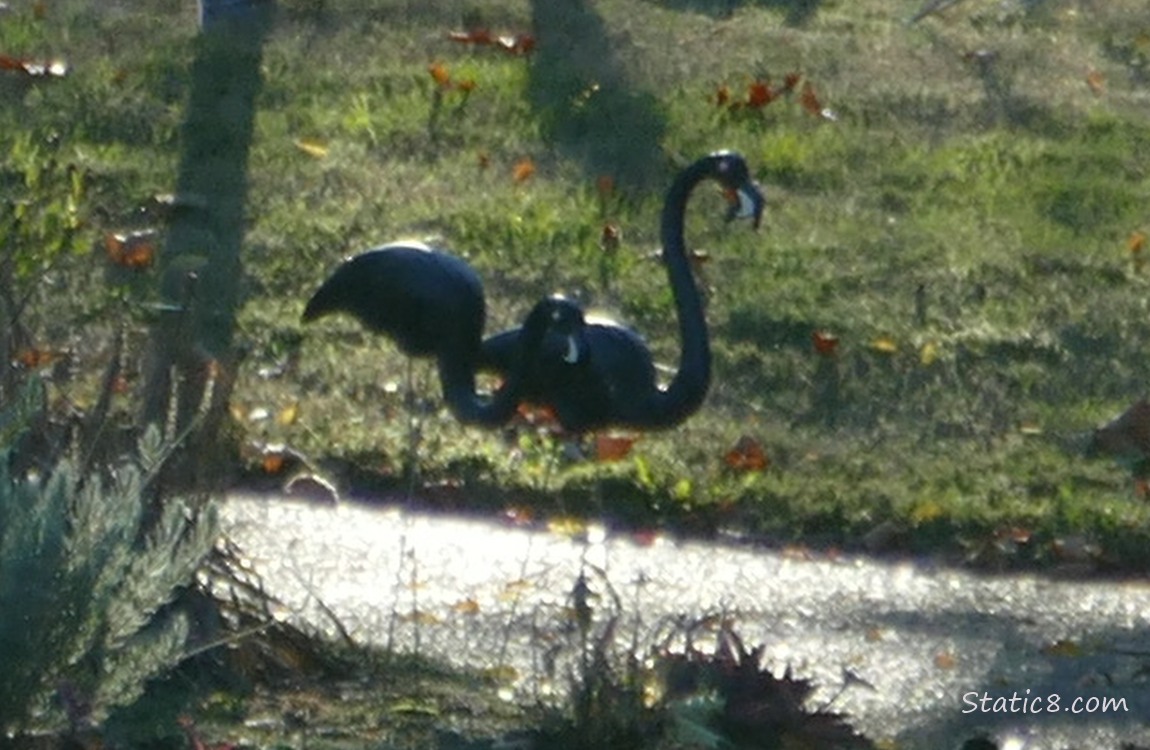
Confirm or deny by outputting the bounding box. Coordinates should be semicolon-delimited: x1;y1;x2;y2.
223;493;1150;749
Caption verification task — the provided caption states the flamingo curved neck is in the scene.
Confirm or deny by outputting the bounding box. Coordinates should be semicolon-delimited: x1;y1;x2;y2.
633;159;712;428
438;300;554;427
437;358;505;427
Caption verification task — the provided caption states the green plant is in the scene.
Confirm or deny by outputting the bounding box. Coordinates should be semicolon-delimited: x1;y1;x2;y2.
0;386;218;736
0;130;90;391
0;131;87;275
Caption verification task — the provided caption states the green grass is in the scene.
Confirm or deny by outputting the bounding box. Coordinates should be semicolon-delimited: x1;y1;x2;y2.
4;0;1150;572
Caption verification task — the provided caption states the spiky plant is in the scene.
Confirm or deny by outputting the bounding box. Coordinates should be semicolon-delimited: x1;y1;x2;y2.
0;377;218;736
659;624;875;750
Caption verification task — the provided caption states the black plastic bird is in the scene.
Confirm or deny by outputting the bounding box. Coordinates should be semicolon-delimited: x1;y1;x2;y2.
302;242;570;427
480;150;765;432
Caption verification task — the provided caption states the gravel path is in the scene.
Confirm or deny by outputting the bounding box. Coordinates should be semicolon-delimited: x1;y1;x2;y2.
222;493;1150;749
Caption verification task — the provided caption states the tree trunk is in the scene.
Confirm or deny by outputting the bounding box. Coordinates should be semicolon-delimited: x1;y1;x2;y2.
141;1;273;491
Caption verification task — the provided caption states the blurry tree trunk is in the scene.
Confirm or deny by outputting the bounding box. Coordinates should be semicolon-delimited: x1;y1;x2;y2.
141;0;273;490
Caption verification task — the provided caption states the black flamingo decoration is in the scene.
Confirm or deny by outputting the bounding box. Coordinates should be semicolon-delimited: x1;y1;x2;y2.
480;150;764;432
302;242;573;427
301;151;763;434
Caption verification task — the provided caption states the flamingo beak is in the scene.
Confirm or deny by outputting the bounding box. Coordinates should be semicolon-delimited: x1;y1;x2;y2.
563;335;580;364
726;182;766;229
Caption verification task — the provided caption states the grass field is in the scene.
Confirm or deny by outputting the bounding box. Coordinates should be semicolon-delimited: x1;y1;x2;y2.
4;0;1150;572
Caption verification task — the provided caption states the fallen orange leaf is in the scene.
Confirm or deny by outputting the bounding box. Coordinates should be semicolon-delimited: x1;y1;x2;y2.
502;506;534;526
15;348;62;370
746;79;775;108
596;432;637;462
428;61;451;88
631;529;659;547
996;525;1032;544
724;434;769;472
600;222;621;253
812;330;839;355
497;33;535;55
104;230;158;269
262;452;285;474
1085;68;1105;95
447;28;534;55
512;156;536;183
0;54;67;78
799;81;822;114
447;28;493;45
1130;230;1146;272
516;401;557;423
799;80;837;120
1128;230;1146;255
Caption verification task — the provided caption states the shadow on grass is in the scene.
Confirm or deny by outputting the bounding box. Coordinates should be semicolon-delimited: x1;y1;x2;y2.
528;0;667;190
644;0;823;26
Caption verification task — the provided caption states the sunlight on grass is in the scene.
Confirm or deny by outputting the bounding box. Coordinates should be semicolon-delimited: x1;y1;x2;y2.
3;0;1150;571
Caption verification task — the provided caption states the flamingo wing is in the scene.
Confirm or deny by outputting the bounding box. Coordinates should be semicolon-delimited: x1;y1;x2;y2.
303;242;485;358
